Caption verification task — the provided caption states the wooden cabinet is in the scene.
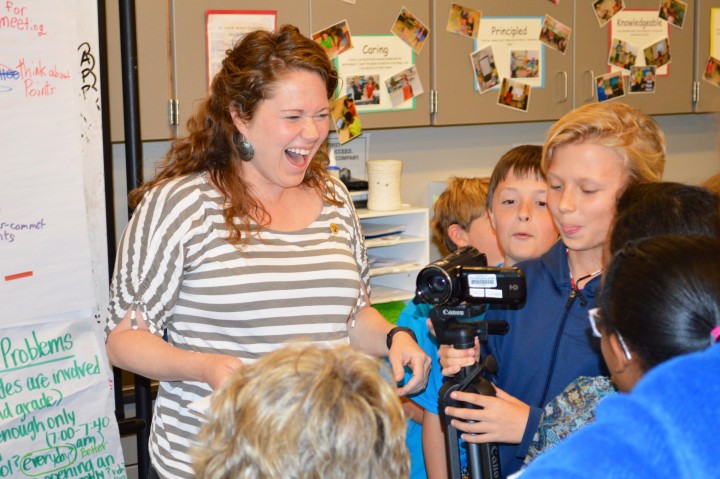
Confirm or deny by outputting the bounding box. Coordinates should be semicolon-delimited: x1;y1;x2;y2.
358;206;430;304
170;1;312;138
574;0;696;114
105;0;172;142
695;0;720;112
104;0;712;143
432;0;574;125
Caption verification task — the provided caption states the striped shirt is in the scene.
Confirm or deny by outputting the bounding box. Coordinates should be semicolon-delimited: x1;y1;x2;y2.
106;173;369;478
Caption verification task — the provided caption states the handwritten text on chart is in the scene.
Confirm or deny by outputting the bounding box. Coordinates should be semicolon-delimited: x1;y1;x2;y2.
0;1;46;36
0;218;46;243
0;327;123;478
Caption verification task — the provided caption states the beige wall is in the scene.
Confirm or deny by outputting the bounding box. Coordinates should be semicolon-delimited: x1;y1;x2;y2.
112;113;720;260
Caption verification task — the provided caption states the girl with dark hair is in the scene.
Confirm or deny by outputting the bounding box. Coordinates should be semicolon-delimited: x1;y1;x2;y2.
105;25;428;479
596;235;720;391
521;235;720;478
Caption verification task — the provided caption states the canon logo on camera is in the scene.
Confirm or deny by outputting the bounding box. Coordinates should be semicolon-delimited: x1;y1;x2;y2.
441;308;465;316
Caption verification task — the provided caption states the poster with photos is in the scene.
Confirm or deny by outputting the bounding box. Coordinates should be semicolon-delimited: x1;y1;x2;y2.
474;17;545;90
334;35;416;112
609;10;671;76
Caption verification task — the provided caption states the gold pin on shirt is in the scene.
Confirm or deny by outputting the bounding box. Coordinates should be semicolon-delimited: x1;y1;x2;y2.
330;222;339;234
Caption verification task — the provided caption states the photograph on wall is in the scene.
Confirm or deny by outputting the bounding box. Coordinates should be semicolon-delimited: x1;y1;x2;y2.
629;66;656;93
385;65;424;108
609;10;671;76
539;15;571;54
475;17;545;90
331;96;362;145
596;71;626;102
497;78;531;112
658;0;687;29
346;74;381;105
608;38;639;71
390;6;430;54
593;0;625;28
312;20;354;60
470;45;500;93
703;56;720;88
334;35;416;112
643;37;671;69
510;50;540;79
446;3;481;39
206;10;276;87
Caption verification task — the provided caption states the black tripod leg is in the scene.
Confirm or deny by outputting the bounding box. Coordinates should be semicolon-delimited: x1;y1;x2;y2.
444;423;463;479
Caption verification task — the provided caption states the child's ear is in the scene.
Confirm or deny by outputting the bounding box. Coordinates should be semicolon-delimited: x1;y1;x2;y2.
607;333;632;372
489;210;497;230
447;224;469;248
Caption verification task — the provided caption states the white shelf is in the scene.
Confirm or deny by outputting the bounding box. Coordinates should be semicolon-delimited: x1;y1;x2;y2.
369;285;416;304
360;206;429;305
365;234;426;248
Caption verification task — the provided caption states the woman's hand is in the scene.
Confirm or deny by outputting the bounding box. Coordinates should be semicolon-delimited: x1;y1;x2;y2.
444;385;530;444
388;331;431;396
199;353;244;390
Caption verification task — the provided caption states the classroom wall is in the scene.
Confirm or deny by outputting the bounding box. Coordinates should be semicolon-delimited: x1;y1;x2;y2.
111;112;720;261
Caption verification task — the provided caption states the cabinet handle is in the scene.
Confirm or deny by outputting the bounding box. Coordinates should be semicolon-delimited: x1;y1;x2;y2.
557;71;568;103
585;70;595;102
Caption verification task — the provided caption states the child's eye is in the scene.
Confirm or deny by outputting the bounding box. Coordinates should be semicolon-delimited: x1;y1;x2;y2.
501;199;517;205
285;115;301;120
316;113;330;120
549;184;562;190
536;201;547;207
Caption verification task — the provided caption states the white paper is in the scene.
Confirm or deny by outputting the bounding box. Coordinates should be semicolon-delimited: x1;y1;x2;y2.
0;316;126;478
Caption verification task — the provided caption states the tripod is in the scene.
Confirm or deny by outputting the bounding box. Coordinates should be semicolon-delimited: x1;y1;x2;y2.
430;305;508;479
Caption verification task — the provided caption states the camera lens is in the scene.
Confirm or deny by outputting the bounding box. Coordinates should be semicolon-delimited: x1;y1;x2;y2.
430;275;447;293
416;266;452;304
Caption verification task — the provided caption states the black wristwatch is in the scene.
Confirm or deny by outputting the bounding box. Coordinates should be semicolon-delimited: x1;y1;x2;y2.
386;326;418;350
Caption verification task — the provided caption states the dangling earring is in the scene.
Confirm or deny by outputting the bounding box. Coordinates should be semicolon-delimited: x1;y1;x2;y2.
234;131;254;161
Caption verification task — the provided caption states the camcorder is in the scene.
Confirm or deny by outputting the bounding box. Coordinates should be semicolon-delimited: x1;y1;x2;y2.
414;246;527;479
415;245;526;347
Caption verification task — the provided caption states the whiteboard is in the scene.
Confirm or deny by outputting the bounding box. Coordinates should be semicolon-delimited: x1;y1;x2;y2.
0;1;126;476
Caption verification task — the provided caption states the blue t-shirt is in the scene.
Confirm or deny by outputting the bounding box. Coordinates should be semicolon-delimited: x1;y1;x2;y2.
398;300;471;475
396;300;433;479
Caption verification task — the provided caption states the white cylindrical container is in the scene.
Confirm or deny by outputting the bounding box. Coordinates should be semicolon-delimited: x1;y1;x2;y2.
367;159;403;211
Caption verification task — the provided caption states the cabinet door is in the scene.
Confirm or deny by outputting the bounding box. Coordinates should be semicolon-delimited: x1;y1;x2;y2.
574;0;695;114
170;1;311;138
695;0;720;112
106;0;173;142
311;0;432;128
432;0;574;125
